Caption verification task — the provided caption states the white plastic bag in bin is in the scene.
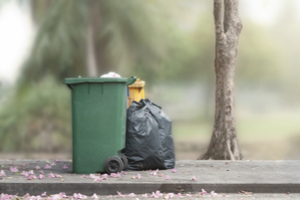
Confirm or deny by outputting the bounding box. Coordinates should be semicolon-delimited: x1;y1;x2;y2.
101;72;121;78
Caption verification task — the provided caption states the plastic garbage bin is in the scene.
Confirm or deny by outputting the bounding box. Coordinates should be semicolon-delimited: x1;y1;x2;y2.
65;76;136;174
127;78;145;108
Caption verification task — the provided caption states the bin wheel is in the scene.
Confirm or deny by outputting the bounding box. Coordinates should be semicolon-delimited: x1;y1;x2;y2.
104;156;124;174
121;154;128;170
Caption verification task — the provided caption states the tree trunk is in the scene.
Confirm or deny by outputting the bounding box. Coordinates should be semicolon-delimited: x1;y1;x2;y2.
199;0;243;160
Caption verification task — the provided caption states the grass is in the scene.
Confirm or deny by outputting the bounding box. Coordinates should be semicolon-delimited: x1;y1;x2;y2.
173;113;300;141
173;112;300;160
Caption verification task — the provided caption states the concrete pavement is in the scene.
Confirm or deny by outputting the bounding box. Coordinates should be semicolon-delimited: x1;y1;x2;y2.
0;160;300;196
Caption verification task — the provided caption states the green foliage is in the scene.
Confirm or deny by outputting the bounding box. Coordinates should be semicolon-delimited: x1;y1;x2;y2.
20;0;180;86
0;76;71;152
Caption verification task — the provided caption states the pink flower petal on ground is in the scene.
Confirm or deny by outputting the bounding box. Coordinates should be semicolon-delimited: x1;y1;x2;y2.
38;174;45;179
165;175;170;180
9;166;18;173
158;174;164;177
186;194;192;197
44;164;51;169
142;194;148;198
73;193;87;199
21;163;26;167
35;166;41;170
165;193;174;198
136;198;140;200
91;193;99;199
150;169;159;176
190;175;196;181
40;170;44;174
137;173;141;179
171;168;177;173
27;175;37;180
21;171;29;177
93;176;102;182
117;191;127;197
175;193;182;197
210;191;218;197
48;172;55;178
153;190;163;198
63;165;68;169
201;189;207;195
55;159;60;163
102;174;108;180
55;174;62;178
90;174;96;179
0;170;6;177
128;193;136;197
29;170;34;175
121;171;127;175
110;173;117;178
41;192;47;197
59;192;67;198
50;162;56;166
24;193;30;197
82;175;87;178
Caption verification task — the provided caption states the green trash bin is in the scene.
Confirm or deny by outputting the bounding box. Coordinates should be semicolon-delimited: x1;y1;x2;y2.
65;76;137;174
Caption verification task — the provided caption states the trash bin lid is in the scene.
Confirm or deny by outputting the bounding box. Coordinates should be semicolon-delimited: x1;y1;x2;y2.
65;77;136;85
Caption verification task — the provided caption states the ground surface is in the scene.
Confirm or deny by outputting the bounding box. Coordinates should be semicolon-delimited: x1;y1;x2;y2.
1;159;300;199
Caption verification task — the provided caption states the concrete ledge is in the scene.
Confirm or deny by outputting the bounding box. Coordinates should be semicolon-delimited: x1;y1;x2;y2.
0;160;299;195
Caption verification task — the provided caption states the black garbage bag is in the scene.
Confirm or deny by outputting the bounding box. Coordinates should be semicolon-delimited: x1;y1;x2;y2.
123;99;175;170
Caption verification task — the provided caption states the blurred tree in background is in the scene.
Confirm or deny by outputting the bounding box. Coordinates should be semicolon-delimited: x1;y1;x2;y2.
0;0;293;155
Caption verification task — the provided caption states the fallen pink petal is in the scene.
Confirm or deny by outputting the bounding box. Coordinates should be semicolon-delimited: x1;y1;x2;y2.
55;159;60;163
137;173;141;179
41;192;47;197
201;189;207;195
21;171;29;177
55;174;62;178
186;194;192;197
50;162;56;166
117;191;127;197
48;172;55;178
0;170;6;177
210;191;218;197
9;166;18;173
44;164;51;169
93;176;102;182
27;175;36;180
35;166;41;170
175;193;182;197
150;169;159;176
171;168;177;173
21;163;26;167
102;174;108;180
63;165;68;169
128;193;136;197
40;170;44;174
29;170;34;175
121;171;127;175
142;194;148;198
91;193;99;199
59;192;68;198
158;174;164;177
165;193;174;198
38;174;45;179
90;174;96;179
82;175;87;178
165;175;170;180
190;175;196;181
